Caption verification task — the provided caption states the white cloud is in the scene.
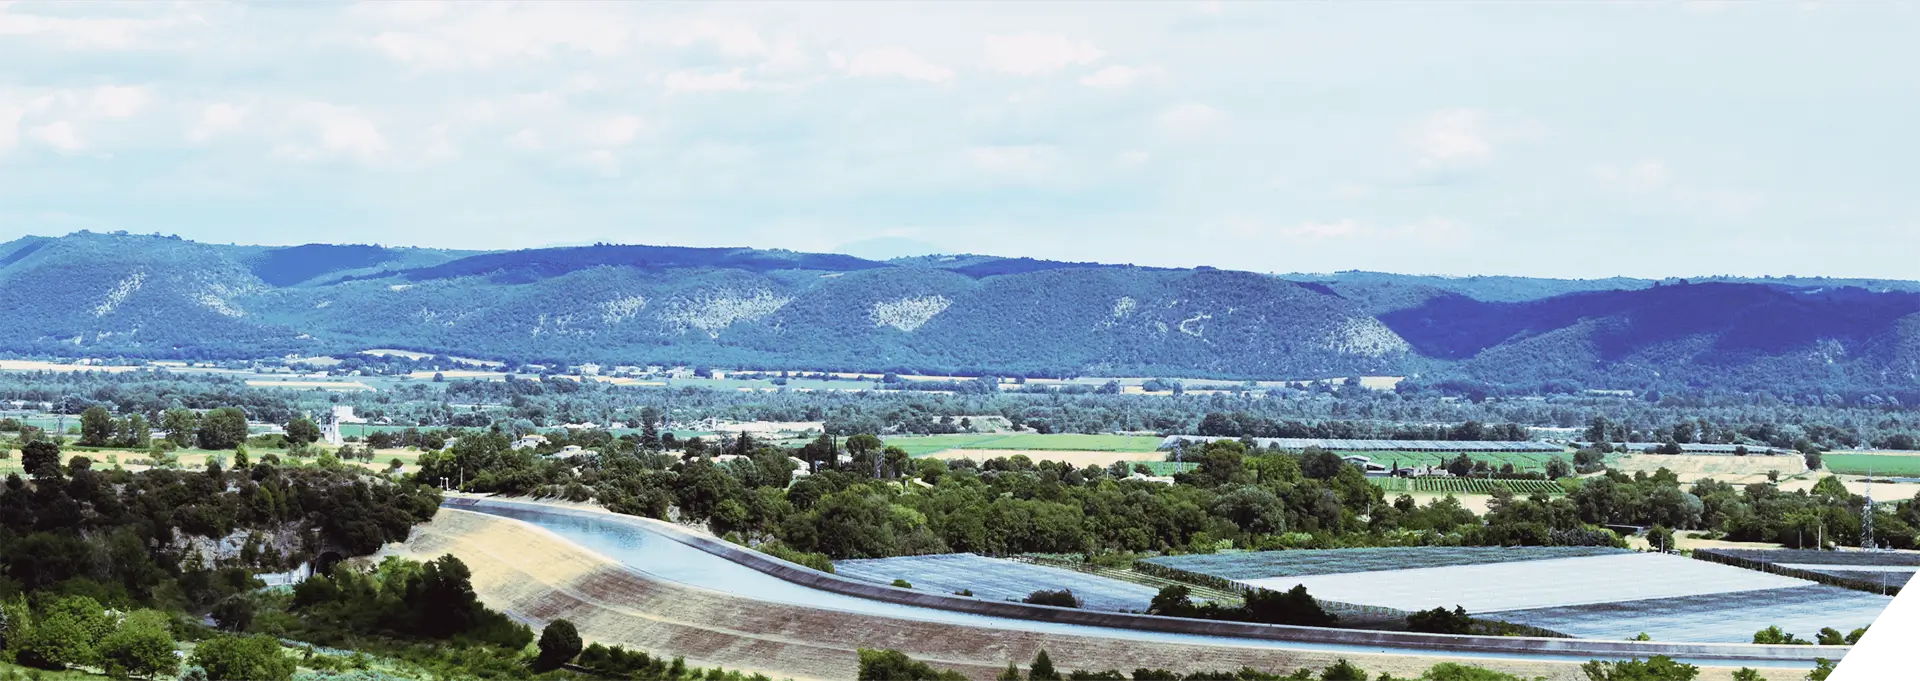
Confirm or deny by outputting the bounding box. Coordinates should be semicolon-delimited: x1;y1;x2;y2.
357;4;630;70
587;115;645;146
1116;150;1151;167
663;68;750;93
672;20;769;59
1594;160;1669;190
0;102;23;154
845;48;954;84
1224;217;1462;245
1157;102;1220;132
29;121;84;152
0;7;179;50
88;86;148;119
579;149;619;177
188;102;249;142
966;144;1060;174
1407;108;1492;168
982;33;1103;76
277;102;387;163
1079;65;1154;89
507;128;544;150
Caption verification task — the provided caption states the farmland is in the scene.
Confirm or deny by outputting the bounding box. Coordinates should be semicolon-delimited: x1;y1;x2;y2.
1486;585;1893;643
832;553;1160;612
888;433;1165;457
1823;452;1920;476
1141;547;1625;581
1137;546;1892;643
1290;450;1568;473
1369;477;1568;496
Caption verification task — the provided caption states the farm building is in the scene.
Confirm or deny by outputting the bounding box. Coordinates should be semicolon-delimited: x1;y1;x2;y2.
1159;435;1565;453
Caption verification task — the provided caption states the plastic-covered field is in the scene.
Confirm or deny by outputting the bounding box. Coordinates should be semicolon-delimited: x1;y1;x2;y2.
1702;549;1920;567
833;553;1160;612
1241;553;1810;613
1142;546;1625;581
1482;585;1892;643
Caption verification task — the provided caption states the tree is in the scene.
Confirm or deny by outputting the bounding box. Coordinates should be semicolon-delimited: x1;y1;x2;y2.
1646;525;1675;553
1804;450;1823;471
537;619;583;669
21;440;62;478
119;413;151;448
1421;663;1535;681
15;595;113;671
98;609;180;680
1028;649;1060;681
998;662;1023;681
1147;585;1196;618
1446;453;1474;477
79;406;114;447
197;407;250;450
846;434;883;476
1321;659;1368;681
211;596;253;632
189;634;295;681
1545;456;1572;480
1730;670;1761;681
161;409;199;448
1750;626;1808;645
285;417;321;445
855;649;966;681
1243;585;1335;626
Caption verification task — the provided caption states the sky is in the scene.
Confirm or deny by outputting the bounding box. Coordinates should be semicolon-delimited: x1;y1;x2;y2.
1;1;1917;279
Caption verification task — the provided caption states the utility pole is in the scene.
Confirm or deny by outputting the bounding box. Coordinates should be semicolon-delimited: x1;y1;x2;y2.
1862;463;1877;550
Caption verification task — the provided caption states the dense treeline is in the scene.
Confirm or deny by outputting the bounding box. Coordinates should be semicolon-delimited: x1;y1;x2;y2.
860;647;1735;681
11;369;1920;453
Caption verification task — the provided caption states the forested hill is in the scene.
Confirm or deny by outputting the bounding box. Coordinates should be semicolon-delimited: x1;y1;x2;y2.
4;231;1920;391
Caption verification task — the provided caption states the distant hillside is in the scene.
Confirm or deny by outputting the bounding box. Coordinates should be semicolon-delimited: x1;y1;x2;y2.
3;231;1919;390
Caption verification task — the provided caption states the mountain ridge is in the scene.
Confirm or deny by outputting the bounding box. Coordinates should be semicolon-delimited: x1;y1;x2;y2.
2;231;1917;391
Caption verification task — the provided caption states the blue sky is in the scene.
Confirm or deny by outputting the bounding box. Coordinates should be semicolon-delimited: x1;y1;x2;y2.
1;1;1915;278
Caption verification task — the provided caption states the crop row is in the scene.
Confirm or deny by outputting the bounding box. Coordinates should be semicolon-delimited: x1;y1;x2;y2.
1370;477;1568;496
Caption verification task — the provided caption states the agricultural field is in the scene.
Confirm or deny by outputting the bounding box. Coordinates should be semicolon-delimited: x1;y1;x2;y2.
1485;584;1892;643
1823;452;1920;476
1248;553;1808;614
832;553;1160;612
1608;453;1806;482
889;433;1165;457
1142;547;1625;581
1133;461;1199;476
1310;450;1566;473
1696;547;1920;587
1369;477;1568;496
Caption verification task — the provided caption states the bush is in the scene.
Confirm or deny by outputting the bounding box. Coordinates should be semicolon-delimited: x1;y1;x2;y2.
1578;656;1698;681
1023;589;1080;608
1406;606;1474;635
855;649;966;681
537;619;582;669
98;609;180;680
191;634;296;681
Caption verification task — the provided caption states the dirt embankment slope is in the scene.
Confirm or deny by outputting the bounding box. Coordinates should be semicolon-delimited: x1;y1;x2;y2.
384;508;1792;681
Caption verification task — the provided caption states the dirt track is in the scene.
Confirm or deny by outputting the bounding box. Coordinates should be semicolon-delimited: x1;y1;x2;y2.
383;508;1796;681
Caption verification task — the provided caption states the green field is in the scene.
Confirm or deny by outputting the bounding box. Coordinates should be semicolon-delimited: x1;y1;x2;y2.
887;433;1166;457
1823;453;1920;476
1134;461;1200;476
1370;476;1570;496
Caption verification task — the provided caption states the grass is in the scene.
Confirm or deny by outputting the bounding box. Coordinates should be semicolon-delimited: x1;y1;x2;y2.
0;661;111;679
1133;461;1200;476
889;433;1165;457
1823;453;1920;476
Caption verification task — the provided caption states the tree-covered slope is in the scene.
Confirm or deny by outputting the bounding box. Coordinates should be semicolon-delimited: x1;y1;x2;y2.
4;232;1920;388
